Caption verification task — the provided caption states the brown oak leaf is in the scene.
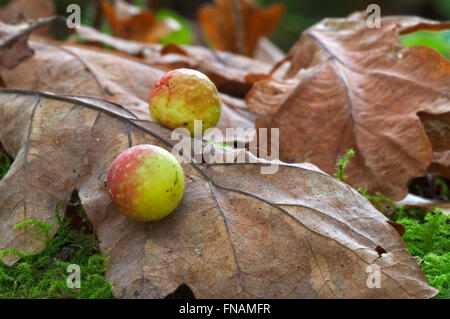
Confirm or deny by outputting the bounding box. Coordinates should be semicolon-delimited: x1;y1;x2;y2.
0;0;54;36
0;27;257;143
0;89;437;298
246;14;450;200
0;16;58;69
198;0;284;56
75;25;272;97
397;194;450;216
100;0;179;44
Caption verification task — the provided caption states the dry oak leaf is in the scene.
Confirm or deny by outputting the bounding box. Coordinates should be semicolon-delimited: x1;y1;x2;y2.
0;88;438;298
0;37;162;119
75;25;272;97
418;111;450;181
0;20;35;69
198;0;284;56
397;194;450;216
0;0;54;36
100;0;179;44
0;16;58;69
0;20;259;144
0;34;256;143
246;14;450;200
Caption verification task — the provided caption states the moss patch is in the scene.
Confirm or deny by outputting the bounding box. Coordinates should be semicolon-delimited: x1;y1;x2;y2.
0;191;114;299
391;208;450;299
0;152;12;180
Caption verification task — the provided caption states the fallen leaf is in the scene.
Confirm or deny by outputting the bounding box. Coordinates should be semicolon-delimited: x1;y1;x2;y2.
100;0;179;43
198;0;284;56
253;36;286;65
0;20;261;143
0;0;54;36
418;111;450;181
76;25;273;97
1;38;257;143
1;38;162;119
153;42;271;97
397;194;450;215
246;14;450;200
0;16;58;68
0;88;437;298
428;151;450;181
75;25;144;56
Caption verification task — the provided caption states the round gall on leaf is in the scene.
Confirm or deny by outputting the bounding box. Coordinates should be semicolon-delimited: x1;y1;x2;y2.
149;68;222;135
106;145;185;222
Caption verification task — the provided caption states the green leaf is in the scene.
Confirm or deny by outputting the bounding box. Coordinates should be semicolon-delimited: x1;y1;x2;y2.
400;30;450;60
156;8;193;45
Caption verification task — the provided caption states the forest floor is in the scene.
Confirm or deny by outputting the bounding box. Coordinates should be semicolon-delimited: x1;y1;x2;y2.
0;150;448;299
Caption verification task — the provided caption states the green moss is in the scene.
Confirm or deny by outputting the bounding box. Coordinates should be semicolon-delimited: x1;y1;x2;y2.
0;152;12;180
392;209;450;299
394;209;449;256
0;193;114;299
334;149;355;181
421;253;450;299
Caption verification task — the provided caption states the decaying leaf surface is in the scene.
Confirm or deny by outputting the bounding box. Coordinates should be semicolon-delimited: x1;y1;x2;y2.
0;0;54;38
0;21;34;69
0;0;54;26
198;0;284;56
397;194;450;216
246;14;450;200
0;24;258;143
0;38;162;119
418;111;450;181
100;0;179;44
0;89;438;298
0;16;58;69
76;25;272;97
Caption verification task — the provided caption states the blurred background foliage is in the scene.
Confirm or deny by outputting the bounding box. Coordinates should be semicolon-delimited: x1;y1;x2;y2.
259;0;450;51
0;0;449;55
